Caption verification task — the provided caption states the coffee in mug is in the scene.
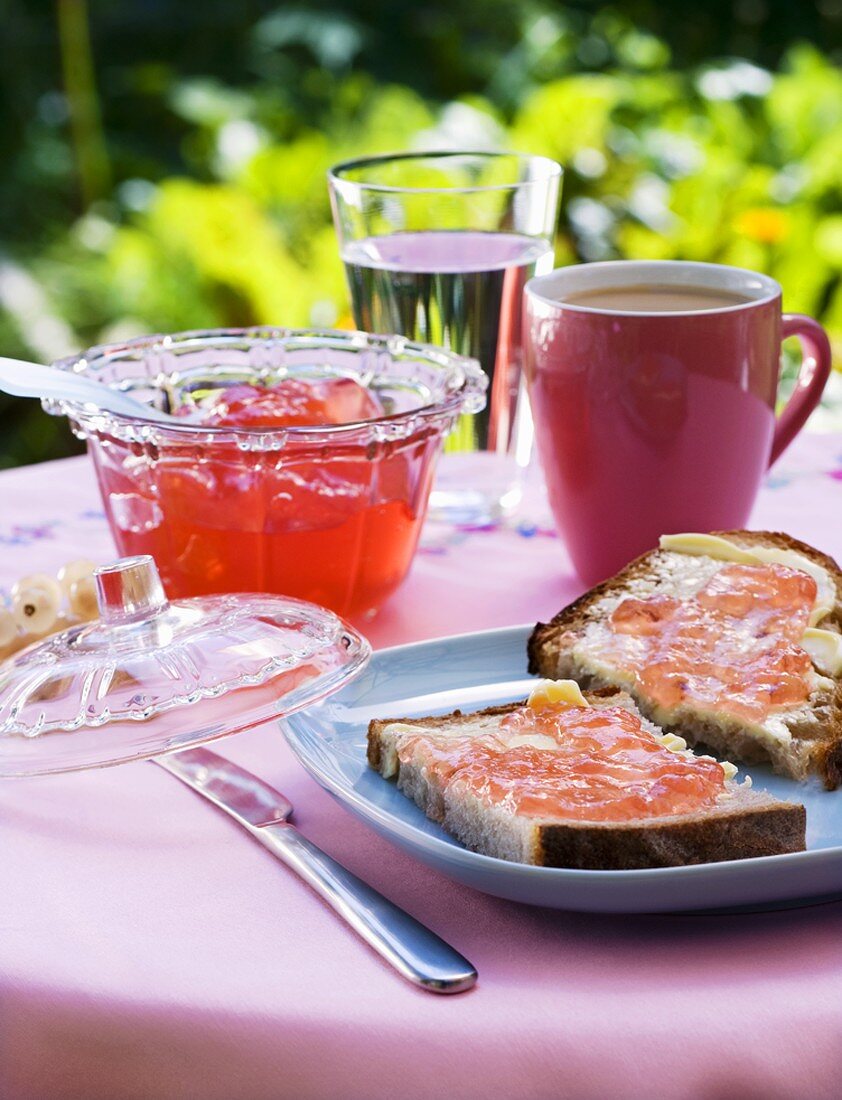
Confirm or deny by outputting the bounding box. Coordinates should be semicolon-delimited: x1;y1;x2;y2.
557;284;753;312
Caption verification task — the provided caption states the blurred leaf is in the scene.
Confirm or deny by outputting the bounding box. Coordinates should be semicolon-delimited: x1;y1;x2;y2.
510;74;623;161
816;217;842;266
253;7;365;70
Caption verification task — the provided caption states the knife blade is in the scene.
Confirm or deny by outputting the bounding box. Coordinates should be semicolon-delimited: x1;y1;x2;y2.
155;747;478;995
157;747;294;827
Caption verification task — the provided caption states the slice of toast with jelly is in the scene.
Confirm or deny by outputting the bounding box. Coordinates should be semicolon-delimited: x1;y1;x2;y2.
367;681;806;869
529;531;842;790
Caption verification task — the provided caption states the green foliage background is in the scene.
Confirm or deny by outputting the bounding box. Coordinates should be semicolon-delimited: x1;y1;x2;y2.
1;1;841;467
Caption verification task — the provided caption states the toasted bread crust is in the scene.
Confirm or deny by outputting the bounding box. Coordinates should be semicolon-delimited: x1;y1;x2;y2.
527;530;842;790
368;694;806;869
535;802;805;869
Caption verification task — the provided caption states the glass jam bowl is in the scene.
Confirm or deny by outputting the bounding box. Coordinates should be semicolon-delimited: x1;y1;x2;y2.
45;328;486;619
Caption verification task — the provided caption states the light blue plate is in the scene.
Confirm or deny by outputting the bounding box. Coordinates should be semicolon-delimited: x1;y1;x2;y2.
281;625;842;913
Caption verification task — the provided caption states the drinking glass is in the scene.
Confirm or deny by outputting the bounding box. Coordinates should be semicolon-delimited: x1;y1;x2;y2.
328;151;562;524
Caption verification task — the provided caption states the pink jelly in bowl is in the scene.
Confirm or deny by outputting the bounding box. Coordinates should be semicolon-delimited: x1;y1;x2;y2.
45;328;486;619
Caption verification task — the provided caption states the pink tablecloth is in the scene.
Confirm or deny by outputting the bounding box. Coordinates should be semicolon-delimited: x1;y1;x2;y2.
1;440;842;1100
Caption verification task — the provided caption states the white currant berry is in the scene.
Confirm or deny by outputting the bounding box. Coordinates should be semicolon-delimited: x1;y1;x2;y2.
12;573;63;607
0;608;17;648
57;559;97;597
69;576;99;621
12;586;60;636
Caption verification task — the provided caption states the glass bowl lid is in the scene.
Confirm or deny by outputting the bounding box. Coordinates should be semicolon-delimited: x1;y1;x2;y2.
0;556;370;777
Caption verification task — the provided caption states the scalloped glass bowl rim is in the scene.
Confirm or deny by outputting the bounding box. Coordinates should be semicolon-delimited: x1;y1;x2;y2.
45;327;487;448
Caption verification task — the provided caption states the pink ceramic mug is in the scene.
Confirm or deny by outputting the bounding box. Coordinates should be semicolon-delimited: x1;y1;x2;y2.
524;260;832;585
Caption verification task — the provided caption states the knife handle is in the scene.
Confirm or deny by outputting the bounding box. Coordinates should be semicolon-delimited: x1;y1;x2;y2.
252;823;477;994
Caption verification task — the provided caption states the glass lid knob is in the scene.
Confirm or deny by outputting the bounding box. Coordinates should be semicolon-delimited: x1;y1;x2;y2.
94;555;168;625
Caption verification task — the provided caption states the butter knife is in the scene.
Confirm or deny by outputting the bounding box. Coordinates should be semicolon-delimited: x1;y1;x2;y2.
156;747;477;994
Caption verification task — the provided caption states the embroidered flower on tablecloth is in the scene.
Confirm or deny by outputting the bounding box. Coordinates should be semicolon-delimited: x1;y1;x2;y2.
765;474;791;489
418;514;559;554
516;522;558;539
0;522;60;547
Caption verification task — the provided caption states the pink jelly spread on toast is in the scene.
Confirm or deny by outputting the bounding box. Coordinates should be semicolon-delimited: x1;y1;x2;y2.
397;703;726;822
599;562;817;723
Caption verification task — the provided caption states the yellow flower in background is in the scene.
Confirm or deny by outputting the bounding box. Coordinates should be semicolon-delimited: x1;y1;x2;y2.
734;208;791;244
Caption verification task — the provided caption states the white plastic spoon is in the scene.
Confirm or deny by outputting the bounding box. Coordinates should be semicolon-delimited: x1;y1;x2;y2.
0;355;176;424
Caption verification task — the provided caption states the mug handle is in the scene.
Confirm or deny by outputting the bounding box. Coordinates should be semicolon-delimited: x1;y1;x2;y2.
769;314;833;466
